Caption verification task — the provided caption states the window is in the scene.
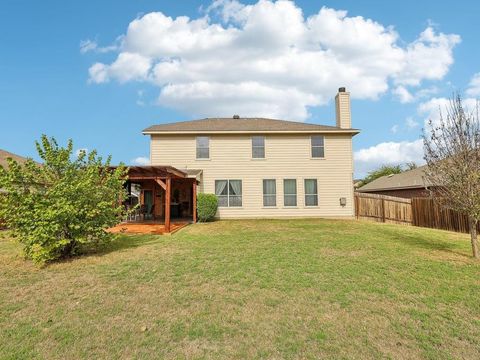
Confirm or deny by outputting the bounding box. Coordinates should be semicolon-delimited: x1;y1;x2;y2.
311;135;325;158
263;179;276;207
215;180;242;207
252;136;265;158
196;136;209;159
215;180;228;207
304;179;318;206
283;179;297;206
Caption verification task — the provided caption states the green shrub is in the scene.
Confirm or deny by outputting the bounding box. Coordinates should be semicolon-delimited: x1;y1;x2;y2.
197;193;218;222
0;135;128;265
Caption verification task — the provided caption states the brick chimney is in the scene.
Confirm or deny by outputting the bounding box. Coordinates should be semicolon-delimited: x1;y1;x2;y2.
335;87;351;129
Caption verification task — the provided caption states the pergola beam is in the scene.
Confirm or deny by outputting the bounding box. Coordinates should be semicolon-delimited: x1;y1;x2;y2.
155;178;167;190
193;181;197;223
129;176;167;181
165;177;171;232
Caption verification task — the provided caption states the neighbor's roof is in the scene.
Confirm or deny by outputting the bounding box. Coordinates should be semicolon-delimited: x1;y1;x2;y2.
357;165;433;192
0;149;32;169
143;117;360;135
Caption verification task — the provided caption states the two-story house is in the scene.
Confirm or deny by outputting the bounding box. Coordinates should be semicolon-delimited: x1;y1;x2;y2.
124;88;359;230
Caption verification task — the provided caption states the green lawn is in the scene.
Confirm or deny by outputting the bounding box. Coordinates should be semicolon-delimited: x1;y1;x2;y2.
1;219;480;359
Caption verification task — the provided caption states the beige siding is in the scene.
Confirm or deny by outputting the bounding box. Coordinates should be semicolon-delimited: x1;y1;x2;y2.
150;134;354;219
335;92;351;129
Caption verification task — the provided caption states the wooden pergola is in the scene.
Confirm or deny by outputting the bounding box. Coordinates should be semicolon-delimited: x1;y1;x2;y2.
118;165;198;232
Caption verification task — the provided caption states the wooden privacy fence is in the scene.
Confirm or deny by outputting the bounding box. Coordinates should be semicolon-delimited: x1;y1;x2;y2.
411;197;480;233
354;192;412;225
355;192;479;234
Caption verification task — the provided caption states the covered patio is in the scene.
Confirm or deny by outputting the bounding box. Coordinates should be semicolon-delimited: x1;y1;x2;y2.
119;165;200;233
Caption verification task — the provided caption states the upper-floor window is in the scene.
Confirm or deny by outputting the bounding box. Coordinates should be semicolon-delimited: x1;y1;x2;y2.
215;180;242;207
283;179;297;207
252;136;265;158
263;179;276;207
304;179;318;206
196;136;209;159
311;135;325;158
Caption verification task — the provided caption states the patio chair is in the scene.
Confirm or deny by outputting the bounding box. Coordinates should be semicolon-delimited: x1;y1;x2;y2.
145;204;155;220
135;207;142;221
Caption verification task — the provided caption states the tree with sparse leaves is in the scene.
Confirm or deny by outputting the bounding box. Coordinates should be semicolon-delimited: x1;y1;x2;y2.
405;162;418;170
0;135;128;264
423;95;480;259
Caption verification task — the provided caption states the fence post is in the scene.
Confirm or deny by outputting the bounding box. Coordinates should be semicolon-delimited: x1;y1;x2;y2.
381;198;386;222
411;198;416;227
355;193;358;219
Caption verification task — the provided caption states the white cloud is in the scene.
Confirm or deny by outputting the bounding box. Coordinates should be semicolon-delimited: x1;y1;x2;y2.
87;1;460;120
392;86;414;103
89;52;151;84
131;156;150;165
136;89;146;106
392;85;438;104
80;38;120;54
75;148;88;158
354;139;424;176
394;27;460;86
405;117;419;129
88;63;109;83
158;81;318;119
80;39;98;54
466;73;480;97
418;96;478;128
390;124;399;134
415;86;439;99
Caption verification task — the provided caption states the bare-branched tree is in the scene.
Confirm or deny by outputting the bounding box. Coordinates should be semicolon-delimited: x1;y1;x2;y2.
423;95;480;258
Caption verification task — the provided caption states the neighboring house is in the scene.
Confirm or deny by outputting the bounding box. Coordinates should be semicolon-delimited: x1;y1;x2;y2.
353;179;363;190
0;149;31;170
356;165;433;198
0;149;34;193
0;149;34;228
136;87;359;221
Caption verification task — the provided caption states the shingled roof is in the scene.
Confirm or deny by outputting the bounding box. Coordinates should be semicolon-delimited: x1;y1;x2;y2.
357;165;433;192
143;117;360;134
0;149;32;169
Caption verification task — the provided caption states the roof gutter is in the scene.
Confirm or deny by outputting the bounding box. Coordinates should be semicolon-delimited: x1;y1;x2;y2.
357;184;434;192
142;129;361;136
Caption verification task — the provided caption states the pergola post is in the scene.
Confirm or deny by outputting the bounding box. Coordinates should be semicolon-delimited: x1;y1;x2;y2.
193;181;197;223
165;177;171;232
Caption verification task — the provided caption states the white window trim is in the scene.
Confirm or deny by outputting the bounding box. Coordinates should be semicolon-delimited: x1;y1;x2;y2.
215;179;243;208
311;135;325;159
196;136;210;160
262;179;277;207
304;178;319;207
251;136;266;159
283;178;298;208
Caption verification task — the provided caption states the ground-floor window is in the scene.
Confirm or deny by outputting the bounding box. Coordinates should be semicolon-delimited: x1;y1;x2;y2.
263;179;276;207
215;180;242;207
283;179;297;207
304;179;318;206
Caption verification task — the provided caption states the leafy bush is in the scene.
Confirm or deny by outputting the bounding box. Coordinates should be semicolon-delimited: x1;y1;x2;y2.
197;193;218;222
0;135;128;265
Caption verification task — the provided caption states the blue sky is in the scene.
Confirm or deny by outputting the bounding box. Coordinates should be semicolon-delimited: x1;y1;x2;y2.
1;0;479;176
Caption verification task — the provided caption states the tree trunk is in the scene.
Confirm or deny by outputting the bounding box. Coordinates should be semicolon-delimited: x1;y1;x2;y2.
469;217;479;259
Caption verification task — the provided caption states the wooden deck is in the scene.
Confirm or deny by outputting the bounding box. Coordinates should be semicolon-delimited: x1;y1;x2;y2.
107;222;189;235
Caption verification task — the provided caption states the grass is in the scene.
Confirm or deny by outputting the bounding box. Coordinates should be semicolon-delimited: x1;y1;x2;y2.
1;219;480;359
